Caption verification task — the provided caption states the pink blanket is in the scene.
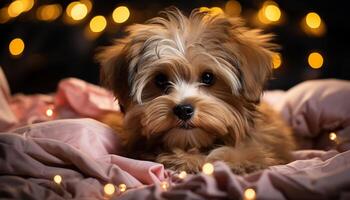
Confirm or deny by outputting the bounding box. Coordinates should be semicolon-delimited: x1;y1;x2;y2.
1;67;350;199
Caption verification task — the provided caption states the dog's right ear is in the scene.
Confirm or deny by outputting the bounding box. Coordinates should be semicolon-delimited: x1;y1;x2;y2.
96;40;130;112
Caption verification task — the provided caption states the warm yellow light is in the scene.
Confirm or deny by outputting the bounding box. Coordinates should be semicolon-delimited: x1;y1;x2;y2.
21;0;35;12
329;132;337;141
202;163;214;175
118;183;127;192
308;52;323;69
53;175;62;184
210;7;224;15
244;188;256;200
104;183;115;195
199;7;210;12
80;0;92;12
46;108;53;117
70;3;87;20
160;181;169;190
306;12;321;29
112;6;130;24
0;7;11;24
178;171;187;179
8;0;25;17
264;4;281;22
37;4;62;21
225;0;241;17
272;53;282;69
89;15;107;33
9;38;25;56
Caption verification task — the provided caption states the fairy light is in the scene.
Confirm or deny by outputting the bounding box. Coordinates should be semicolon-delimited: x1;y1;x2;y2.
80;0;92;13
70;3;87;20
112;6;130;24
53;175;62;184
308;52;324;69
9;38;25;56
37;4;62;21
225;0;241;17
8;0;25;18
46;108;53;117
306;12;321;29
178;171;187;179
21;0;35;12
199;7;223;15
329;132;337;141
202;163;214;175
118;183;127;193
257;1;281;24
244;188;256;200
89;15;107;33
272;53;282;69
104;183;115;196
160;181;169;191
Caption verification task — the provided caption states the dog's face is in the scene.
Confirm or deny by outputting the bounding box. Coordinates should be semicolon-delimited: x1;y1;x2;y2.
98;8;276;151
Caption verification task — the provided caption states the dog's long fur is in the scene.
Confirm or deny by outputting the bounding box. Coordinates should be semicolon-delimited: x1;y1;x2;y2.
97;8;295;174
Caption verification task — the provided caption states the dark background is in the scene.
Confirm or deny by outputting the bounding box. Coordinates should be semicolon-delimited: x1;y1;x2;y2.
0;0;348;95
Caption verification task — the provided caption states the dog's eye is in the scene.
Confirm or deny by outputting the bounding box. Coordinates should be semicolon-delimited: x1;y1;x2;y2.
155;73;170;90
201;72;214;85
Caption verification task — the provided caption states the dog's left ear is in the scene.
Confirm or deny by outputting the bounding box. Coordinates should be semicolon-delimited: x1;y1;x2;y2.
233;26;277;103
96;40;130;112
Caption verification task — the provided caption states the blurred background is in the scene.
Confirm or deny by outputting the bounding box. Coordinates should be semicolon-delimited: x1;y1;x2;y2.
0;0;348;94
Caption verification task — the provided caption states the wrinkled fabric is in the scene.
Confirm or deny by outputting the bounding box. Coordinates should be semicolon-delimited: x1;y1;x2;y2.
1;68;350;199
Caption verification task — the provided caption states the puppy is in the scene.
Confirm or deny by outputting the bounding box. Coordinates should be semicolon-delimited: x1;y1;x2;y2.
97;8;295;174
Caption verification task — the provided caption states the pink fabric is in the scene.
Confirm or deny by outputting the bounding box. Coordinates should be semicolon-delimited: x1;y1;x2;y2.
1;68;350;199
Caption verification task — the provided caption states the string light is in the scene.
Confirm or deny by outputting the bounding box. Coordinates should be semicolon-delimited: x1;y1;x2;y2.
80;0;92;13
46;108;54;117
308;52;324;69
70;3;87;20
329;132;337;141
104;183;115;196
178;171;187;179
160;181;169;191
272;53;282;69
53;175;62;184
9;38;25;56
202;163;214;175
21;0;35;12
306;12;321;29
89;15;107;33
112;6;130;24
225;0;241;17
244;188;256;200
7;0;25;18
118;183;127;193
257;1;282;24
37;4;62;21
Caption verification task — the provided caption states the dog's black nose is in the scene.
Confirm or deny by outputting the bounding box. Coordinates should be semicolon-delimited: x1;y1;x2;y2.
173;104;194;121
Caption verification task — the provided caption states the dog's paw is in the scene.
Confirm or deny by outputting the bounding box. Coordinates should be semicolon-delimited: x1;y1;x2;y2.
206;146;267;175
156;148;206;173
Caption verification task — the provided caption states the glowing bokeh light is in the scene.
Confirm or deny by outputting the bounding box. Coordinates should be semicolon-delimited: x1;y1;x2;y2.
112;6;130;23
306;12;321;29
118;183;127;192
272;53;282;69
37;4;62;21
80;0;92;12
264;4;281;22
104;183;115;195
89;15;107;32
202;163;214;175
46;108;54;117
308;52;324;69
0;7;11;23
178;171;187;179
21;0;35;12
329;132;337;141
244;188;256;200
53;175;62;184
9;38;25;56
160;181;169;190
199;7;210;12
70;3;87;20
225;0;241;17
8;0;25;17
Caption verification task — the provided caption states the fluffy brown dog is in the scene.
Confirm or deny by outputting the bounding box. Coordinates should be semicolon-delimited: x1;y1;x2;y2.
97;8;295;174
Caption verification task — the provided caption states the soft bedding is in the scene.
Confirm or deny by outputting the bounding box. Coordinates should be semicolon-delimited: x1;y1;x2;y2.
1;67;350;199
